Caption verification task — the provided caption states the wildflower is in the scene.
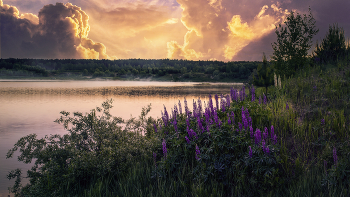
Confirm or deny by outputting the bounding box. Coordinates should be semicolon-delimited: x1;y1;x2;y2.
184;97;189;117
263;94;267;104
197;98;203;117
227;113;231;124
286;103;289;110
250;126;254;139
254;129;261;145
321;118;325;125
249;146;253;158
238;122;243;131
185;136;191;144
264;146;270;155
215;94;219;110
195;145;201;161
272;134;277;145
173;119;178;132
162;106;169;126
313;85;317;91
251;85;255;102
231;111;235;124
153;123;157;133
333;147;338;166
162;139;167;159
197;117;204;133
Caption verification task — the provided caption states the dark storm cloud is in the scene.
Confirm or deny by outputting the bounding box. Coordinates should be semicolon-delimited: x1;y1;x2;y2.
0;1;113;59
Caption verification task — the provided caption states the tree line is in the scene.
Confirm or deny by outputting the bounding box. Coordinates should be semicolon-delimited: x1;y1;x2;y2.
0;58;259;82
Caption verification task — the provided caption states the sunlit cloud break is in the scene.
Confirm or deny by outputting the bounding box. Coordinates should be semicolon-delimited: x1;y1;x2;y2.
0;0;115;59
167;0;288;61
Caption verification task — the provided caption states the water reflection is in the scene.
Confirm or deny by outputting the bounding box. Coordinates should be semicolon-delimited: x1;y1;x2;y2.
0;81;242;196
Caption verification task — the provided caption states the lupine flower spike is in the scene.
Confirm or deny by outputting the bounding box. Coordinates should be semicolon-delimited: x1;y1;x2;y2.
249;146;253;158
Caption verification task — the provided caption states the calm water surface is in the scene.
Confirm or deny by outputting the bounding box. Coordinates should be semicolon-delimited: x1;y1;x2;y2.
0;80;242;196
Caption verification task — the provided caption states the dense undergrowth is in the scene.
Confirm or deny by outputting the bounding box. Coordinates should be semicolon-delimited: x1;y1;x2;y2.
6;57;350;196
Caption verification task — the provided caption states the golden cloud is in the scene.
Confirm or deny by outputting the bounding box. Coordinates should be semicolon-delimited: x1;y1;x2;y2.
167;0;288;61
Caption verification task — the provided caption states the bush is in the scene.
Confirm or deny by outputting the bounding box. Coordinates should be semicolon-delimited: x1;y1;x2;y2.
6;100;158;196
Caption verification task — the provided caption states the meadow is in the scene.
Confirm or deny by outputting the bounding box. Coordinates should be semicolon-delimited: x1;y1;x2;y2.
6;57;350;196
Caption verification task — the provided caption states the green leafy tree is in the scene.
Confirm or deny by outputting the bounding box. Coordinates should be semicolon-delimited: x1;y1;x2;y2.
314;23;347;64
272;8;319;77
253;53;274;94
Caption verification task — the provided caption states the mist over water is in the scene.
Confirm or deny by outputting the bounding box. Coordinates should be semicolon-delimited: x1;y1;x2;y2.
0;80;242;196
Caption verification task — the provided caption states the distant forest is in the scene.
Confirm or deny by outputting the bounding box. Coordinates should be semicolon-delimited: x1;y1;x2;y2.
0;58;261;82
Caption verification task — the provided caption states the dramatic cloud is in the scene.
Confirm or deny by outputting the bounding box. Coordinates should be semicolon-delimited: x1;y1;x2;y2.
167;0;288;61
1;0;114;59
1;0;350;60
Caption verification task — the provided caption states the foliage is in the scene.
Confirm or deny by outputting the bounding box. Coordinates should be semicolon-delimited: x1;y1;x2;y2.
272;8;319;77
314;24;348;64
253;53;274;94
6;99;158;196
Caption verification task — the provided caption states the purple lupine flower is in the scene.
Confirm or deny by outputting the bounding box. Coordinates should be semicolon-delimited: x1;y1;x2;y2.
197;117;204;133
188;129;197;139
153;152;157;167
195;145;201;161
250;126;254;139
333;147;338;166
185;136;191;144
220;95;226;112
215;94;219;110
173;104;178;119
227;113;231;124
154;123;157;133
162;106;169;126
286;103;289;110
162;139;167;159
264;145;270;155
208;94;214;116
251;85;255;102
249;146;253;158
321;118;325;125
231;111;235;124
248;117;252;128
213;108;219;125
226;94;231;108
272;134;277;145
259;96;262;104
193;100;198;118
184;97;189;117
173;119;178;132
186;117;190;128
263;94;267;105
198;98;203;117
178;100;182;114
238;122;243;131
230;88;235;102
263;127;268;140
254;129;261;145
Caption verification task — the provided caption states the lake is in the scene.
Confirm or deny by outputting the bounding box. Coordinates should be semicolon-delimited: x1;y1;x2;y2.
0;80;242;196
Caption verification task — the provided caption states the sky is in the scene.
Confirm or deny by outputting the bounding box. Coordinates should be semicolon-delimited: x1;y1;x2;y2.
1;0;349;61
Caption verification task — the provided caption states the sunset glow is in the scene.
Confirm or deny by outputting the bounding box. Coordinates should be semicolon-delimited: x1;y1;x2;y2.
1;0;349;61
